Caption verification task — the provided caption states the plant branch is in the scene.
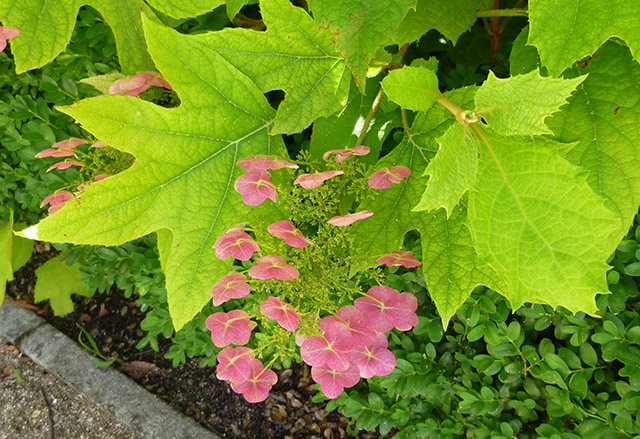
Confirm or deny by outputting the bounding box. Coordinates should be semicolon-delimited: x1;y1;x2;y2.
477;8;528;17
355;86;384;146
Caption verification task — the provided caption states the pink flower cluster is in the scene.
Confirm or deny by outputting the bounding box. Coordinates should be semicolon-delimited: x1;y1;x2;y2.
301;286;417;397
36;138;116;213
204;150;419;403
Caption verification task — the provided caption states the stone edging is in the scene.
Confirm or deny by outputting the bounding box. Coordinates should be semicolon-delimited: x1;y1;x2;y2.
0;301;220;439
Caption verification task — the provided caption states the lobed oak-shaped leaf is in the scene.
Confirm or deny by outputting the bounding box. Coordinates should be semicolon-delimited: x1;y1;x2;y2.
528;0;640;77
23;15;284;331
308;0;418;90
190;0;351;134
547;41;640;241
0;0;153;74
468;133;621;313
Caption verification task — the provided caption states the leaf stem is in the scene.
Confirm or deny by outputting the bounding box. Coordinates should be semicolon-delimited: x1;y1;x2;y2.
435;95;466;123
355;86;384;146
476;8;528;18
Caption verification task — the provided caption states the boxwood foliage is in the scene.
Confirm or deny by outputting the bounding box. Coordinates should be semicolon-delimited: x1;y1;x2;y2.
319;220;640;439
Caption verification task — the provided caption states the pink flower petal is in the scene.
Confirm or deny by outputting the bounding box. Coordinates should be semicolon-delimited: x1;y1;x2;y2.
213;230;260;261
52;138;88;149
249;255;299;280
109;75;148;96
0;27;19;40
205;310;254;347
91;140;108;148
260;296;301;331
40;190;74;209
368;166;412;189
326;210;374;226
267;220;313;248
94;174;111;181
376;250;421;268
311;364;360;399
320;306;377;348
350;333;396;378
234;171;278;206
46;160;85;172
236;155;298;173
322;145;370;163
210;271;252;306
230;358;278;403
354;286;417;332
294;170;343;189
216;346;255;381
300;330;351;371
35;148;77;158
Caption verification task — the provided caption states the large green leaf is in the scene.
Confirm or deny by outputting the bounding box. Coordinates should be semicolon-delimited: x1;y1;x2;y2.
468;132;620;313
528;0;640;77
23;15;284;330
474;70;585;136
395;0;485;46
34;255;92;316
0;0;153;74
192;0;351;134
145;0;224;19
547;41;640;238
307;0;418;90
350;87;501;326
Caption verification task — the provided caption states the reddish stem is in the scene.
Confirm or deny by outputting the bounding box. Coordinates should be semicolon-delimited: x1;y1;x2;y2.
490;0;500;67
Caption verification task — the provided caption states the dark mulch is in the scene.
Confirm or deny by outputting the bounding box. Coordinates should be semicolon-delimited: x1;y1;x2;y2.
7;244;385;439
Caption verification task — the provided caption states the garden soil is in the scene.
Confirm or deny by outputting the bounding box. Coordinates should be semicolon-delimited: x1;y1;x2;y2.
5;245;386;439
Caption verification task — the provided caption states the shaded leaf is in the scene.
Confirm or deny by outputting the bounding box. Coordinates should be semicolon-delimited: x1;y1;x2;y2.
34;255;92;315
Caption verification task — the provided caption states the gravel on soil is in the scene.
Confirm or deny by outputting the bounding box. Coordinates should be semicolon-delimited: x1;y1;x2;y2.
0;336;143;439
